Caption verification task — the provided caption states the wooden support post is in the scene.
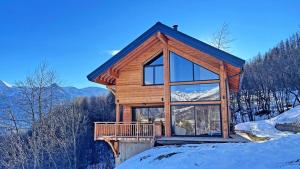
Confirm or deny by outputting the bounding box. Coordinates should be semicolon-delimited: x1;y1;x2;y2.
220;62;229;138
163;44;171;137
226;79;232;134
116;104;120;122
123;105;132;122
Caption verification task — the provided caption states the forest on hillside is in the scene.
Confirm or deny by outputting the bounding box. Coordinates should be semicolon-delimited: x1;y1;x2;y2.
230;33;300;124
0;65;116;169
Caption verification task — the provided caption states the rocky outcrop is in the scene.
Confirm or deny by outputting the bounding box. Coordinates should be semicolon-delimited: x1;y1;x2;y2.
275;123;300;133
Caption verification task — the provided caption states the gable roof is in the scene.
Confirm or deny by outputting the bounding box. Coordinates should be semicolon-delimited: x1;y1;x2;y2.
87;22;245;82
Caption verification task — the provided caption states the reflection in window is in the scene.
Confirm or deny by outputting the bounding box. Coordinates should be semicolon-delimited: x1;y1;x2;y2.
194;64;219;80
171;105;195;135
195;105;221;136
132;107;165;122
170;52;219;82
144;53;164;85
171;105;221;136
170;52;193;82
144;67;154;84
171;83;220;102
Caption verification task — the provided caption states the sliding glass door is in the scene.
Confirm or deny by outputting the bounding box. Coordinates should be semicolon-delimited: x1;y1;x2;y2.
171;105;221;136
195;105;221;136
171;105;195;135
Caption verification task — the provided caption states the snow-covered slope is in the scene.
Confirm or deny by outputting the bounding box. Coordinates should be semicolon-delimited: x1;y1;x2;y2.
117;134;300;169
235;106;300;139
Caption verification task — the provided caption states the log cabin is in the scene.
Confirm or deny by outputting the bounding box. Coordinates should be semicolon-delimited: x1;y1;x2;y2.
87;22;245;164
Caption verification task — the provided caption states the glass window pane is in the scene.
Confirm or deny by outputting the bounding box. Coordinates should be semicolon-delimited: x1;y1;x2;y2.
132;107;164;123
144;67;153;84
171;105;195;135
154;66;164;84
195;105;221;136
132;108;149;122
194;64;219;80
171;83;220;101
147;54;163;66
170;52;193;82
149;107;165;122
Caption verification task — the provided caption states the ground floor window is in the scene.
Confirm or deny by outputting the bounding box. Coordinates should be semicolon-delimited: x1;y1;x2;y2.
132;107;165;123
171;105;221;136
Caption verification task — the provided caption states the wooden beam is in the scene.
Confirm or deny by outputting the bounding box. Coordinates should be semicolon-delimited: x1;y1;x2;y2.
171;101;222;105
106;85;116;95
156;32;168;44
95;76;109;85
108;68;119;78
116;103;120;122
220;62;229;139
163;45;171;137
170;80;220;86
114;37;160;72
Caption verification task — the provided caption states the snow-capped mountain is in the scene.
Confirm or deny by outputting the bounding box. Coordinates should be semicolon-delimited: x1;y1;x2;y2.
0;80;13;88
0;80;14;95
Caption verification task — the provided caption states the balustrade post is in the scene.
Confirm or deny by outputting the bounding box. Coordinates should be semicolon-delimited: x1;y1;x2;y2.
114;123;117;140
153;123;155;140
94;123;96;141
136;122;139;140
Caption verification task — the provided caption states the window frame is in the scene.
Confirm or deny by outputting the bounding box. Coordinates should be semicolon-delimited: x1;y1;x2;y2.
132;106;165;122
169;51;220;83
170;104;222;137
170;82;221;102
143;53;164;86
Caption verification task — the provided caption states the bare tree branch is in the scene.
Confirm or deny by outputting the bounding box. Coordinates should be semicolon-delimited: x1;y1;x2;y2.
210;23;235;51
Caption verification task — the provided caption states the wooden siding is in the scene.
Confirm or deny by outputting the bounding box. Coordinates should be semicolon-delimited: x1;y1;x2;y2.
115;41;164;104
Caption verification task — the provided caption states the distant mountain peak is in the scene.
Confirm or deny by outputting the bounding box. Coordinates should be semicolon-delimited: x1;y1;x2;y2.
0;80;13;88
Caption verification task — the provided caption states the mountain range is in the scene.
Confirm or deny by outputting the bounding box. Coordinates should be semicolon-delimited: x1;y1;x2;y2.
0;80;108;115
0;80;108;99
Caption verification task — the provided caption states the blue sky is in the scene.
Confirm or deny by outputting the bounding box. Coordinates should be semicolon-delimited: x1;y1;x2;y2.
0;0;299;88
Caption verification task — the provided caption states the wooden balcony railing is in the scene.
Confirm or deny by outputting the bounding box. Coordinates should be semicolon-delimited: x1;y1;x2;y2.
94;122;162;141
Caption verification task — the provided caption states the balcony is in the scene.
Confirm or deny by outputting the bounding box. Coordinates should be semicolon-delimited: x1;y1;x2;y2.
94;122;163;141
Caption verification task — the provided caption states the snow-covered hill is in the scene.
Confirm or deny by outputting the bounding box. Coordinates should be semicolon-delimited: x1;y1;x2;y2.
235;105;300;139
117;134;300;169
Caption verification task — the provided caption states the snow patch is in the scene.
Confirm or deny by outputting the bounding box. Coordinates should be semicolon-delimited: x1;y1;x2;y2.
235;106;300;139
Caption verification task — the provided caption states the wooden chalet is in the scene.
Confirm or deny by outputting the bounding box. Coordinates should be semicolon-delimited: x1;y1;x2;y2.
87;22;245;162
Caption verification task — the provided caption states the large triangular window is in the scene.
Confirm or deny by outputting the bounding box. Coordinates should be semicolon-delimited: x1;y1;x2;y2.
144;53;164;85
170;52;219;82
